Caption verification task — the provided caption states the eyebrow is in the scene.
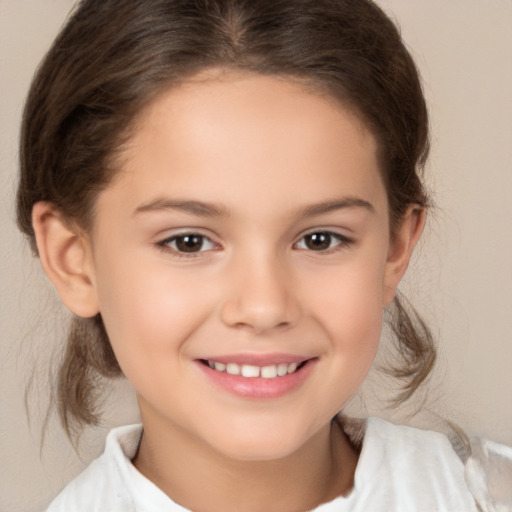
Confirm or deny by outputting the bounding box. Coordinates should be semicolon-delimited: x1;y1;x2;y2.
134;199;228;217
299;197;375;217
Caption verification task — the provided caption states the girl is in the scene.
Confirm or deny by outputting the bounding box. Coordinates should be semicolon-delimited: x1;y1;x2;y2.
14;0;510;510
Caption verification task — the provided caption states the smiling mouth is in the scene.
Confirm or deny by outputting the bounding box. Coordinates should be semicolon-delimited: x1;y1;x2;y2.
199;360;309;379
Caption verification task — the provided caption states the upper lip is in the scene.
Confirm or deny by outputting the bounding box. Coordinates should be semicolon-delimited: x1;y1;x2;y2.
198;353;314;366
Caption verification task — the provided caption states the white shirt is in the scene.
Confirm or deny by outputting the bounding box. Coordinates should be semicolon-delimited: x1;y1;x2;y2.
45;417;478;512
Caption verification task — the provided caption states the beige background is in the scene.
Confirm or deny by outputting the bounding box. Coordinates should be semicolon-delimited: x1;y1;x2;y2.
1;1;511;511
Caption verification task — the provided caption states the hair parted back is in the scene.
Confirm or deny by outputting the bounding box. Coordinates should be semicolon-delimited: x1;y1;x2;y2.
17;0;435;437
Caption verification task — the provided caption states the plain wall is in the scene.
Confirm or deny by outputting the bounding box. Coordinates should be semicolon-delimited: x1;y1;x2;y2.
1;1;511;511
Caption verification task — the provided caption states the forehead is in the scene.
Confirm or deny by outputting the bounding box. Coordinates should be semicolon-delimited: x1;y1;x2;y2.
104;70;386;218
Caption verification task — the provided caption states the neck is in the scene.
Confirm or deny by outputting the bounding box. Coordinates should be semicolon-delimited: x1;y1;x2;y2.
133;414;358;512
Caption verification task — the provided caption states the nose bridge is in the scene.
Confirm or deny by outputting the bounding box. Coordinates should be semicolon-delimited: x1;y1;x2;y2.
220;246;299;333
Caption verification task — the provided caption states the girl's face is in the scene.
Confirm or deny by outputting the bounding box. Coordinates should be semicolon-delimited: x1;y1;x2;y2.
86;71;407;461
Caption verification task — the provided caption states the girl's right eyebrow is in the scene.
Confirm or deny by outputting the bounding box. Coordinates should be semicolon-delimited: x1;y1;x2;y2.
133;199;229;218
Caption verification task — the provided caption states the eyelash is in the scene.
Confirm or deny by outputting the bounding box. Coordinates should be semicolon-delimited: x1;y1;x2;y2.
156;230;353;257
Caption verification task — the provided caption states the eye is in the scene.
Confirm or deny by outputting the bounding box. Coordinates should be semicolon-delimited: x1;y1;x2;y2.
295;231;350;252
158;233;217;254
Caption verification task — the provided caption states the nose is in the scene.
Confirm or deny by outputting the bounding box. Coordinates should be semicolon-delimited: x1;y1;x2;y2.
220;253;301;334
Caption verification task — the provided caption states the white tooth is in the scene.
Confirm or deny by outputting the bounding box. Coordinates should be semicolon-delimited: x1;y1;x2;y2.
208;361;215;369
277;363;288;377
261;365;278;379
287;362;298;374
241;365;260;378
214;362;226;372
226;363;240;375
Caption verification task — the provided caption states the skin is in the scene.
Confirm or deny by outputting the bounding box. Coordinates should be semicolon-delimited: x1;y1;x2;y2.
32;70;424;512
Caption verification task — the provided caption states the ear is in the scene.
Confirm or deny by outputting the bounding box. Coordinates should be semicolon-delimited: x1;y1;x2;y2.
32;201;99;318
382;205;426;307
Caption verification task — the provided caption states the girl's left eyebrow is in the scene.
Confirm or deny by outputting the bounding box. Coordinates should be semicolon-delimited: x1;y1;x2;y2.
298;197;375;218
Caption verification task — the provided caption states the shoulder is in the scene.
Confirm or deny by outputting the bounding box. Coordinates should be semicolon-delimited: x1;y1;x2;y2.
45;424;142;512
363;417;474;484
342;416;479;511
464;435;512;511
342;415;471;466
361;417;512;511
365;416;461;456
45;424;185;512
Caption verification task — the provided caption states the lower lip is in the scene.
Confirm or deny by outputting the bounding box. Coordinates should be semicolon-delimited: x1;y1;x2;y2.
196;359;316;399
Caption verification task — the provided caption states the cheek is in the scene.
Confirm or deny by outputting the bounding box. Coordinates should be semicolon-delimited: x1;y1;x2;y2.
305;252;386;368
93;259;213;366
310;255;386;323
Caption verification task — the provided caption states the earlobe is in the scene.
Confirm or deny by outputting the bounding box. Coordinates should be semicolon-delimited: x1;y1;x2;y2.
32;201;99;318
383;206;426;307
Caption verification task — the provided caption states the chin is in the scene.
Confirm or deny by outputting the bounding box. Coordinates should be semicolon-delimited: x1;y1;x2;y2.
205;421;319;463
217;439;300;462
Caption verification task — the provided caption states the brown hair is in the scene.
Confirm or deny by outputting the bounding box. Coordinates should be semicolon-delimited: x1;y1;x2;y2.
17;0;435;436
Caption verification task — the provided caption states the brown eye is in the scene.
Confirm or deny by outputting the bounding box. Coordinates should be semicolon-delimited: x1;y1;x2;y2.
295;231;351;252
159;233;216;254
304;232;332;251
174;235;205;252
